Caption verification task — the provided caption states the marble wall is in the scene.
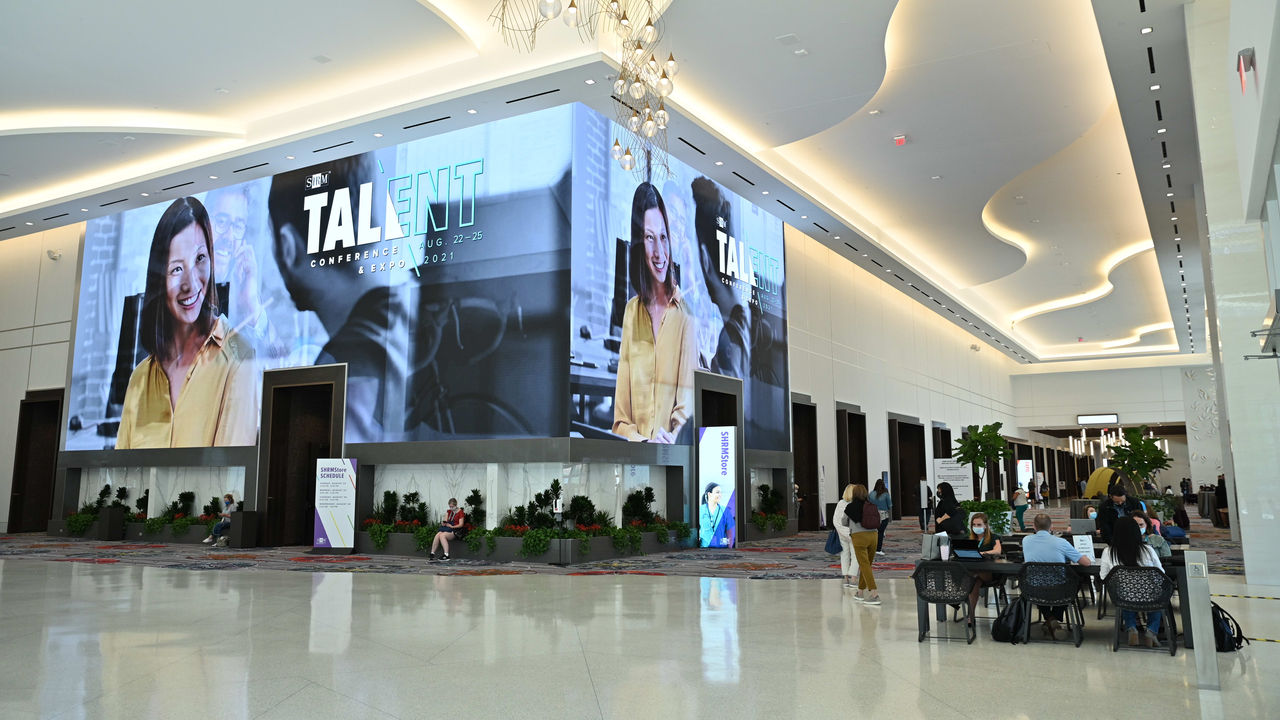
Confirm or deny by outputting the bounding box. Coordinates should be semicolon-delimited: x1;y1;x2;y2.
79;466;245;517
372;462;668;528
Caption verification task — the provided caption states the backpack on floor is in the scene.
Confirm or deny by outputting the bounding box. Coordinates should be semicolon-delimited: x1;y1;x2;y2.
991;598;1029;644
1212;602;1249;652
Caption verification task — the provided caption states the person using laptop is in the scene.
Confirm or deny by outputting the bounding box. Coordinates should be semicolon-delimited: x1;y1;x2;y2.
962;512;1003;629
1021;513;1092;640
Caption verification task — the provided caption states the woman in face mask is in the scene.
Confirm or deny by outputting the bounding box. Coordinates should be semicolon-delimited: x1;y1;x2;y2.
203;493;237;547
962;512;1004;628
1133;511;1172;558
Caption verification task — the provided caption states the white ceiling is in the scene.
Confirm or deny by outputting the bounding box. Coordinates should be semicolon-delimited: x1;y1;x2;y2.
0;0;1205;363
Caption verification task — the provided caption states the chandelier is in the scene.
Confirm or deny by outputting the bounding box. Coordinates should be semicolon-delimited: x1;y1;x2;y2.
490;0;679;178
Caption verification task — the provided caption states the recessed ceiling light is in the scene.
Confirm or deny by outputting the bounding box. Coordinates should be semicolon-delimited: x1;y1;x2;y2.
1162;163;1171;169
80;208;88;212
800;215;807;219
1171;217;1178;221
1181;282;1186;286
834;236;840;240
141;192;149;197
1174;237;1181;241
1157;128;1167;134
1177;254;1183;258
868;109;881;116
215;87;230;94
1031;219;1040;223
1150;84;1161;91
861;253;867;257
286;155;295;160
793;48;809;56
930;175;942;180
1166;192;1174;197
209;175;218;180
714;161;723;166
467;109;478;114
761;191;769;195
585;78;596;85
1141;27;1153;34
24;221;33;226
885;268;891;272
373;132;383;138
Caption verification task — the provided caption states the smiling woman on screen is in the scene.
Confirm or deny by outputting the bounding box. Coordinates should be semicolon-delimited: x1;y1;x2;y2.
116;196;258;449
612;182;697;443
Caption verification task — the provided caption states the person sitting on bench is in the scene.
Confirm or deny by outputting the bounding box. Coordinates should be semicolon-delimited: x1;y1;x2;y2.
203;493;236;547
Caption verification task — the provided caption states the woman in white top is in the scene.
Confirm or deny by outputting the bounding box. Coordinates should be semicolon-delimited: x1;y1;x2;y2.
1100;516;1165;647
833;485;857;588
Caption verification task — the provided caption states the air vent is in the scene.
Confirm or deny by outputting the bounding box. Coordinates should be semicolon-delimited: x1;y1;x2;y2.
812;222;828;233
676;137;706;155
731;171;755;186
505;88;560;104
1176;243;1181;252
868;258;884;269
42;212;68;221
233;162;269;174
1166;174;1172;188
160;181;194;192
775;199;795;212
1169;201;1176;213
100;197;130;206
0;226;14;233
404;115;450;130
1161;141;1168;158
843;242;859;253
1155;100;1163;122
892;274;905;282
314;140;353;154
1173;224;1179;234
1178;260;1183;269
1147;47;1156;74
1139;0;1146;12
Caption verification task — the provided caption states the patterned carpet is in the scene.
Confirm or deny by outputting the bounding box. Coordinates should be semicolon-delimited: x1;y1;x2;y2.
0;501;1241;579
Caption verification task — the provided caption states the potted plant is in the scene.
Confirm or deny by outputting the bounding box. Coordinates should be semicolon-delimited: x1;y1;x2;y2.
97;485;130;541
953;422;1012;498
1106;426;1172;493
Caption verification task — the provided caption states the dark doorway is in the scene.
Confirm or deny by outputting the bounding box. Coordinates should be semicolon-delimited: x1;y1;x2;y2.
791;403;819;531
836;409;868;490
7;390;62;532
264;384;335;547
701;389;739;428
887;419;926;521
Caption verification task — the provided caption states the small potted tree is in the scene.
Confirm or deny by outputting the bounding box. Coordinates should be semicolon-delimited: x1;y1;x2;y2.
1107;426;1173;519
953;422;1013;532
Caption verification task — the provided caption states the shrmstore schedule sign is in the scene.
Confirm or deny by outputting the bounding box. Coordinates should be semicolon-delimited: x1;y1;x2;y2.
314;458;357;551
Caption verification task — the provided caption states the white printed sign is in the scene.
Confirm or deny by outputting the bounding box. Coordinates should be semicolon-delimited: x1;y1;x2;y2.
933;458;974;502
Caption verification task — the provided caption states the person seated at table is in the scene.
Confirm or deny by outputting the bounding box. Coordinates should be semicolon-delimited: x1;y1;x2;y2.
1098;479;1143;544
1100;517;1165;647
1133;511;1172;559
1021;513;1092;640
963;512;1003;628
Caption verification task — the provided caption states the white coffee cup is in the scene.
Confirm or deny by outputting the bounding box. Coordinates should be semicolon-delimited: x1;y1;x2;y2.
940;544;951;561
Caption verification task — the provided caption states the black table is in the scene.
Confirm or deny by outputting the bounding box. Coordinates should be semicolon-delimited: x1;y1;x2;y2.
916;558;1194;647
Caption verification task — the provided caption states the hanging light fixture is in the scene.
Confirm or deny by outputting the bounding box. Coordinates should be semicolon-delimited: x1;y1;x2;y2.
611;139;623;160
628;110;642;132
563;0;578;26
612;75;627;95
641;107;657;138
620;147;635;171
656;70;673;97
642;17;657;43
666;53;679;77
628;77;646;99
537;0;562;20
654;102;668;129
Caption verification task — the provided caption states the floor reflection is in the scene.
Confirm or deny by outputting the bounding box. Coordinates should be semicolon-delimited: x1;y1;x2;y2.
699;577;740;684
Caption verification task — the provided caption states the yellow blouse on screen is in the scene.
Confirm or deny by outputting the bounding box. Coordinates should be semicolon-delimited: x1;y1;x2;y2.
116;316;259;448
612;292;697;441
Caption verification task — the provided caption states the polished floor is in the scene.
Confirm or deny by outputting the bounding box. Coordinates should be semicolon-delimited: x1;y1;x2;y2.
1;559;1277;719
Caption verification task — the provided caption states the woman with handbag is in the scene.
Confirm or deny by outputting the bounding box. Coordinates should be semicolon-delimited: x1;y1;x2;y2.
844;484;882;605
833;485;856;588
869;479;892;556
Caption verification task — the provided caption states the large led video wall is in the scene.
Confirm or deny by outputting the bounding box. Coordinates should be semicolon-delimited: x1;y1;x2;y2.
567;105;789;451
64;103;787;452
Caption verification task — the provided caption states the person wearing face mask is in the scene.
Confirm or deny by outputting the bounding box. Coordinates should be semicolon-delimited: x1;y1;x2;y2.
1133;511;1172;559
429;498;467;561
612;182;697;443
962;513;1003;627
203;493;237;547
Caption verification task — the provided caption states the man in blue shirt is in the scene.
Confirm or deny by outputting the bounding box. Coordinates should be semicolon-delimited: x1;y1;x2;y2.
1021;513;1092;639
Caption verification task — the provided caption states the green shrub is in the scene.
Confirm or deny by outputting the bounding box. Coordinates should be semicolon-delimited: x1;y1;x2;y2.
66;513;95;536
143;517;168;534
413;524;436;552
367;522;392;550
135;488;150;515
171;516;193;536
567;495;596;526
520;528;554;557
767;513;787;532
621;487;656;525
757;484;784;515
668;521;691;542
609;526;643;554
958;499;1013;536
465;489;486;529
465;528;488;553
399;492;428;525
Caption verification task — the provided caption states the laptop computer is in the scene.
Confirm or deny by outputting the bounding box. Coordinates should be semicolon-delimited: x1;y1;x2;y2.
949;538;986;561
1070;518;1097;536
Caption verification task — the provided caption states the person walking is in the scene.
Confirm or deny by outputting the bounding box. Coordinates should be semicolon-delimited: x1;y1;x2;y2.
833;485;856;588
1012;486;1030;531
869;479;892;556
844;484;882;605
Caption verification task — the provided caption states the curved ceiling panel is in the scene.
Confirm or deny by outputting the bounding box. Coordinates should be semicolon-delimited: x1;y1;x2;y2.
661;0;896;148
974;103;1154;321
0;132;215;201
1015;249;1172;357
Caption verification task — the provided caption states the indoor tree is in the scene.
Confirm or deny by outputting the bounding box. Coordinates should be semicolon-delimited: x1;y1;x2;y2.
1106;426;1172;492
952;421;1011;488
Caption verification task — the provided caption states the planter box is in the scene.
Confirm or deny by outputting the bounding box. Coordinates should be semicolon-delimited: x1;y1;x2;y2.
641;530;680;555
126;522;210;544
96;507;127;541
46;519;68;536
741;518;797;542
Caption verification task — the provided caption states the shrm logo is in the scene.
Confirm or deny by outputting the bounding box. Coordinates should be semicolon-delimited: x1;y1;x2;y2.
305;171;330;190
